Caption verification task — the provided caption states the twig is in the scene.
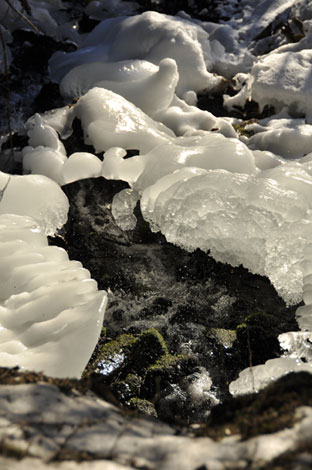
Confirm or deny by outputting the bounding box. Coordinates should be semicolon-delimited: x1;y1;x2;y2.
246;325;255;393
4;0;39;33
0;26;14;158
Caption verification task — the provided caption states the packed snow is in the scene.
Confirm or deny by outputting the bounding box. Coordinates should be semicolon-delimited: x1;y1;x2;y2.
2;0;312;391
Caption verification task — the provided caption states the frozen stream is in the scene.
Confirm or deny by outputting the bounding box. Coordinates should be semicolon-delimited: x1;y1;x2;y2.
1;0;312;398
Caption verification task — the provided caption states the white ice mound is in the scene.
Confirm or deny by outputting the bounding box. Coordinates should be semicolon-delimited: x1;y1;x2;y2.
0;214;107;378
49;10;220;97
229;357;312;396
247;118;312;158
248;49;312;120
23;114;102;185
102;133;258;190
139;165;312;305
59;59;158;100
60;58;179;118
74;87;174;153
0;172;69;236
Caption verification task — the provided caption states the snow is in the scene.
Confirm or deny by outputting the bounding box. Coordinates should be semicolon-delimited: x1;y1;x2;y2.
248;49;312;120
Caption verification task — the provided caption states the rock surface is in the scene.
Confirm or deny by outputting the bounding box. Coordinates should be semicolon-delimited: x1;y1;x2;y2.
0;371;312;470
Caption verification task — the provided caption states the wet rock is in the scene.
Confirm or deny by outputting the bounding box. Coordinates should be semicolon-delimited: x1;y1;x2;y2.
60;177;299;418
1;370;312;470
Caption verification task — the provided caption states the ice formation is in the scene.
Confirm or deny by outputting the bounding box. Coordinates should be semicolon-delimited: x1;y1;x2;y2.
4;0;312;393
248;50;312;120
0;214;107;378
74;87;175;153
49;11;221;97
0;171;68;236
23;114;102;185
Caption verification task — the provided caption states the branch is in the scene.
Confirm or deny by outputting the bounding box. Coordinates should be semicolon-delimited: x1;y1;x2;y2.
4;0;39;33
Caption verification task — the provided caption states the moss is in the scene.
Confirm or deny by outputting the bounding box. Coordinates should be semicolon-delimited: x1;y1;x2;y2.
91;333;137;376
129;397;157;417
131;328;169;370
233;119;257;137
143;354;199;401
209;328;237;348
82;328;200;414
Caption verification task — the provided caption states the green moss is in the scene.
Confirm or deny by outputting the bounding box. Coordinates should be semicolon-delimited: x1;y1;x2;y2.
143;354;198;401
236;312;278;331
83;328;199;413
129;397;157;417
233;119;257;137
91;333;137;376
209;328;237;348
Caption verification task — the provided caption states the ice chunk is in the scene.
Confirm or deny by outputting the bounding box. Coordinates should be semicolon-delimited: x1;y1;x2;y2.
279;331;312;362
253;150;285;170
59;59;159;100
0;172;69;236
0;214;107;378
74;87;174;153
62;152;102;184
139;166;310;304
26;114;66;155
111;188;139;231
229;357;312;396
157;96;237;138
248;119;312;158
23;146;67;185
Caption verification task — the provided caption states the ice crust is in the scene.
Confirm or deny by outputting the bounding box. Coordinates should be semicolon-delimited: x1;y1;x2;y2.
0;214;107;378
